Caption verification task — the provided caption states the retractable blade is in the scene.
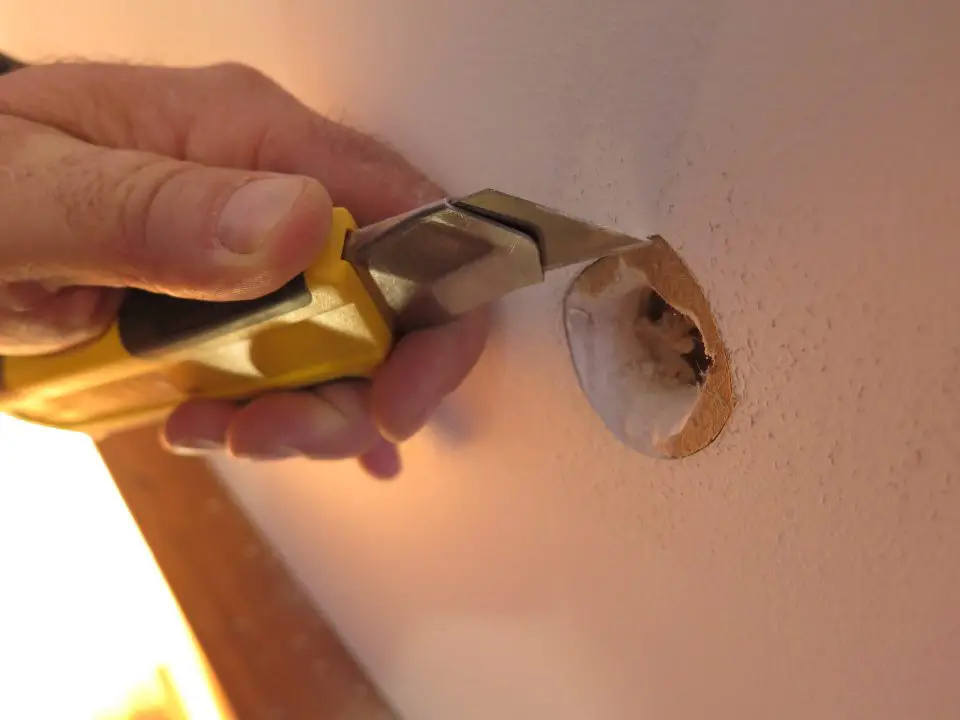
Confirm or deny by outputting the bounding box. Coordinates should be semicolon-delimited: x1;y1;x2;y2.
343;189;650;333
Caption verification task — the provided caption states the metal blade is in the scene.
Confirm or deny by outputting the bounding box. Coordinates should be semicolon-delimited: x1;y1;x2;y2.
452;189;649;271
341;189;650;333
343;199;544;332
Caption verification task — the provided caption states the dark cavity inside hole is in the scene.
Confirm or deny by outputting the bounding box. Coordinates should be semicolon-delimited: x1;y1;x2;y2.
639;289;713;386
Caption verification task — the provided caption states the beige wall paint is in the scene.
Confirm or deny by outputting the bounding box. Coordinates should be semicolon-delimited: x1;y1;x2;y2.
3;1;959;718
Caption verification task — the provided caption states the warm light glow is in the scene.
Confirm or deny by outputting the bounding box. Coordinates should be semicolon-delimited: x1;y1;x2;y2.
0;414;233;720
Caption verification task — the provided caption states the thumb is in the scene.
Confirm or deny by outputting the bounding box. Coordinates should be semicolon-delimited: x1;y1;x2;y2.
0;123;332;300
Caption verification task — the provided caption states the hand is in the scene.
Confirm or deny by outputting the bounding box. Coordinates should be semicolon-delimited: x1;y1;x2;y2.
0;61;489;478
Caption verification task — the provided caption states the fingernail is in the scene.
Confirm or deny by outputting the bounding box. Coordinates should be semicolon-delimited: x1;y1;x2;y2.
39;279;65;294
380;407;431;444
241;397;354;460
243;448;301;461
285;399;353;455
168;439;223;456
218;178;306;255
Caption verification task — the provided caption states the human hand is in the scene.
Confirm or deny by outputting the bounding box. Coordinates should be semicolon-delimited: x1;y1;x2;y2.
0;61;489;478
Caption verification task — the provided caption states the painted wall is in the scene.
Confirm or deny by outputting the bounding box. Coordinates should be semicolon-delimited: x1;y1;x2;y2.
3;1;959;718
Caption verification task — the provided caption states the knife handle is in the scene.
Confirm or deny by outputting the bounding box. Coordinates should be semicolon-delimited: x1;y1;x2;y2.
0;208;394;437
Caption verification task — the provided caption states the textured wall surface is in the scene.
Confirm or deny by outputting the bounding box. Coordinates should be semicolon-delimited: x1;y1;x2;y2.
3;1;959;718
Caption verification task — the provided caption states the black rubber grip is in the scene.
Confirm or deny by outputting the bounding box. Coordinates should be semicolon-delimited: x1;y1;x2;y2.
118;275;312;356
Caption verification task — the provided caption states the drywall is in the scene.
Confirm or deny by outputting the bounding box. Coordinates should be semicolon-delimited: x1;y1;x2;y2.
2;1;959;718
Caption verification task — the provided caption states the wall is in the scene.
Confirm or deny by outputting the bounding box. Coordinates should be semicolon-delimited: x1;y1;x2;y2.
2;1;959;718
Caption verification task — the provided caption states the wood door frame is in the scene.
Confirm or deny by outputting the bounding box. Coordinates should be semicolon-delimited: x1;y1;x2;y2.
97;425;398;720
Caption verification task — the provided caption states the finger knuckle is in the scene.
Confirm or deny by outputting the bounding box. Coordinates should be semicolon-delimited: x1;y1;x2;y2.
54;148;117;247
116;157;195;282
209;61;275;92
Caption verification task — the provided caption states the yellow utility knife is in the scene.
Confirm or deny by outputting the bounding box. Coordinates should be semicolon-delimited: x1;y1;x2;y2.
0;189;647;438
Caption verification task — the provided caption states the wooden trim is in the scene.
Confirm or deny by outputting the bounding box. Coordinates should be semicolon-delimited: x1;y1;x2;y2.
97;424;398;720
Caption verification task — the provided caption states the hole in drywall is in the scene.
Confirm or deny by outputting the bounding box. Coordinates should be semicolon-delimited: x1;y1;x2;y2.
563;236;735;459
636;286;713;388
